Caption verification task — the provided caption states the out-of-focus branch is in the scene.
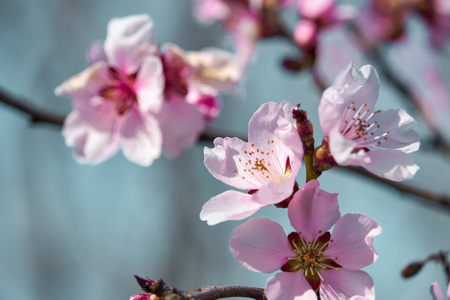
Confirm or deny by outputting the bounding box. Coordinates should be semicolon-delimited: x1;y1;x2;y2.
0;87;449;208
402;250;450;283
340;166;450;209
0;88;65;125
347;21;450;156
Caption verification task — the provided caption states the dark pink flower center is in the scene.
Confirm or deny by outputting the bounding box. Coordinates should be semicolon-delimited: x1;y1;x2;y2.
281;231;341;291
162;52;192;98
99;67;137;115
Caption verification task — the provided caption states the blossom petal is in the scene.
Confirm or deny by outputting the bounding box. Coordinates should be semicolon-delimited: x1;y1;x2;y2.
135;56;164;113
318;87;346;135
265;272;317;300
297;0;334;19
229;218;293;273
159;96;205;158
363;149;419;181
248;101;303;170
186;90;221;121
328;128;358;165
199;190;264;225
367;108;420;153
88;42;107;64
119;107;162;166
288;180;340;242
104;15;157;74
294;20;318;49
325;213;381;270
232;16;260;68
55;62;108;100
333;63;380;111
430;282;444;300
254;176;296;206
194;0;229;22
320;63;380;136
63;109;120;164
346;64;380;111
185;47;241;94
204;137;261;190
320;269;375;300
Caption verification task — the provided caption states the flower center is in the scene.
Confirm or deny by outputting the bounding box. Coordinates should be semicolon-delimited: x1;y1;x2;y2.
162;50;192;98
281;231;341;291
99;67;137;115
233;141;292;186
339;101;389;149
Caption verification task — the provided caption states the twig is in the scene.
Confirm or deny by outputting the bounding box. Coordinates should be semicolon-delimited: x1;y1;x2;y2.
0;87;65;125
187;285;266;300
1;87;449;208
137;278;266;300
402;251;450;283
341;166;450;209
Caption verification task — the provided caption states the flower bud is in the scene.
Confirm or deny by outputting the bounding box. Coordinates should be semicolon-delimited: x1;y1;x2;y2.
401;262;424;278
134;275;156;293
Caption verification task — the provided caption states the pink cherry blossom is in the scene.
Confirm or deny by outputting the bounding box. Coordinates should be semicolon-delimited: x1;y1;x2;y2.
159;44;240;157
318;62;420;181
200;102;303;225
431;282;450;300
230;180;381;300
55;15;164;166
294;0;355;51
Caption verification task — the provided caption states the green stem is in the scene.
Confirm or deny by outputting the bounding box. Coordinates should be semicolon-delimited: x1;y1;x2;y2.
304;153;321;182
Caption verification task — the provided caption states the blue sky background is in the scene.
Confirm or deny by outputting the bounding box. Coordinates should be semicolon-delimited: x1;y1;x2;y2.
0;1;449;299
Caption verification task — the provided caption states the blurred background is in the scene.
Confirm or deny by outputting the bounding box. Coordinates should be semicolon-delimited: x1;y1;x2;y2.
0;0;449;299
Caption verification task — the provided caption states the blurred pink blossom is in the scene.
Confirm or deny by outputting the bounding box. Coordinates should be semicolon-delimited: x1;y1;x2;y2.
194;0;292;67
160;44;240;157
358;0;450;47
57;14;241;164
230;180;381;300
430;282;450;300
200;102;303;225
318;63;420;181
294;0;355;51
56;15;164;166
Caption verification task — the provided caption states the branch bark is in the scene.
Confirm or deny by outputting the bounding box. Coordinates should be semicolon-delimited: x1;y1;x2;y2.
0;88;65;125
139;279;266;300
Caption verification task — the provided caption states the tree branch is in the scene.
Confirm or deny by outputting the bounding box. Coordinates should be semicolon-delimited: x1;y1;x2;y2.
1;87;449;208
0;87;65;125
137;278;266;300
187;285;266;300
340;166;450;209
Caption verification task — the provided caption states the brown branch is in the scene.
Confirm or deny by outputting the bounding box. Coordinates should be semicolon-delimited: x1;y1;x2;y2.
137;278;266;300
0;87;65;125
340;166;450;209
1;87;449;208
401;250;450;283
187;285;266;300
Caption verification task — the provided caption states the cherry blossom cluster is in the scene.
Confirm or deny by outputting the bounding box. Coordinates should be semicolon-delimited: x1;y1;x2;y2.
50;8;446;300
199;63;420;299
56;15;240;166
194;0;449;67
